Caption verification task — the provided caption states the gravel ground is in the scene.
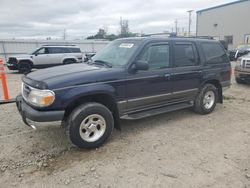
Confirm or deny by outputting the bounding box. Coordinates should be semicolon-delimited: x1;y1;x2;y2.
0;65;250;188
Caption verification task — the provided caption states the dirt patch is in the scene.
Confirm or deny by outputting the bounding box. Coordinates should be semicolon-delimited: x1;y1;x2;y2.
0;68;250;187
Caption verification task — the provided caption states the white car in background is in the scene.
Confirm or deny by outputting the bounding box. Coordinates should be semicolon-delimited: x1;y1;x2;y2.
7;45;83;74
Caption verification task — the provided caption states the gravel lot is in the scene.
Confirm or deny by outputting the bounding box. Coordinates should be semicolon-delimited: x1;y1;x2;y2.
0;65;250;188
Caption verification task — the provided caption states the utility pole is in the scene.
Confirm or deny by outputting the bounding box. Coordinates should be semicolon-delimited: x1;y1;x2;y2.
175;19;178;35
187;10;193;37
120;17;123;36
63;29;66;40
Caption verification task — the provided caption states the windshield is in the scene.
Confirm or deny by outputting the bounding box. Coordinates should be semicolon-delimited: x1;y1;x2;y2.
92;40;141;67
29;48;41;55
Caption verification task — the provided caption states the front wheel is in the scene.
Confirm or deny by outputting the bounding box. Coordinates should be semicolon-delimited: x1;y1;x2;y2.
18;62;31;74
193;84;218;115
67;102;114;149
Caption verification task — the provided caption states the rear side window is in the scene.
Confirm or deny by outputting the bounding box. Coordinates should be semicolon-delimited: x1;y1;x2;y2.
69;48;81;53
48;47;69;54
201;42;228;64
173;42;198;67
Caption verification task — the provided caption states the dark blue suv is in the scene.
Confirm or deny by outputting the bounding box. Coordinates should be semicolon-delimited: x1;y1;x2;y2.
16;37;231;148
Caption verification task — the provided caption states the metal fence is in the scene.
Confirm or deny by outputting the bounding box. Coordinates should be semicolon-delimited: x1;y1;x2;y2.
0;39;109;63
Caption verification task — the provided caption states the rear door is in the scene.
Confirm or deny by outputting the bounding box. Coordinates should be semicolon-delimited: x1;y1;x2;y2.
124;42;173;112
200;42;231;84
69;48;82;61
48;47;66;65
171;41;202;101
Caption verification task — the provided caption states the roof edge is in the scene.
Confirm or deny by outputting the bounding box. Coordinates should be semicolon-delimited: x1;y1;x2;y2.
197;0;249;13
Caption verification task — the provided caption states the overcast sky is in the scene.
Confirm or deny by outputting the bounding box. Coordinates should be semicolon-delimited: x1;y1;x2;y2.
0;0;235;40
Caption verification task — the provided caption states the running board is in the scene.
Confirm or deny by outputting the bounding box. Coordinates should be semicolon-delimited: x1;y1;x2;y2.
121;102;193;120
0;98;16;105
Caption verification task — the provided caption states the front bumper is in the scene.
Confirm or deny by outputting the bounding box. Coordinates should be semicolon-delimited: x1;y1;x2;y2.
235;67;250;83
16;95;65;123
7;62;18;70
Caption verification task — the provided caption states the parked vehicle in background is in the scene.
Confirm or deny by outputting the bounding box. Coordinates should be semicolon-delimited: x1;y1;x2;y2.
229;44;250;61
83;52;96;62
7;45;83;74
16;37;231;149
235;54;250;84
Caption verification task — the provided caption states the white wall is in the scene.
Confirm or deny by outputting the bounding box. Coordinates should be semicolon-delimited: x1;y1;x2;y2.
197;0;250;49
0;40;109;63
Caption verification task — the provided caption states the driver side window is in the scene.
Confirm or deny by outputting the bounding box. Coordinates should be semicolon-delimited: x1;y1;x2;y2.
36;48;49;54
138;44;170;70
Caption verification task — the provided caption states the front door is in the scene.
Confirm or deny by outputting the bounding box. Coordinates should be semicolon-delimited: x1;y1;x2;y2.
124;42;173;113
32;47;51;66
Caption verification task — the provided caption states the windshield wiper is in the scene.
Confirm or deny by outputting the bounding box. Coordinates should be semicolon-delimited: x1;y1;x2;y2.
91;60;113;68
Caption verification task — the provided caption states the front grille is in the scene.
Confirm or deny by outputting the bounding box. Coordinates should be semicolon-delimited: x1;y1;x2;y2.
241;60;250;69
22;83;31;101
8;57;17;64
245;60;250;69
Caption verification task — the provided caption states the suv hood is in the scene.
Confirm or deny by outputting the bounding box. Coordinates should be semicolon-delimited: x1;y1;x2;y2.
10;54;33;60
25;63;124;89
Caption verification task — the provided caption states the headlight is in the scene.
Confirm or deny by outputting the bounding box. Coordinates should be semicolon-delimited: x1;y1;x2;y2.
27;89;55;107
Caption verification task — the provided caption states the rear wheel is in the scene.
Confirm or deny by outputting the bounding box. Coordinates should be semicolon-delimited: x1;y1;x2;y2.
18;62;31;74
193;84;218;115
66;102;114;149
63;59;76;65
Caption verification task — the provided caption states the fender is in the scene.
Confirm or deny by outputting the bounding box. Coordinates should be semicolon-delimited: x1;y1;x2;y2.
17;56;34;64
59;83;117;108
200;77;223;103
18;59;34;66
62;56;79;63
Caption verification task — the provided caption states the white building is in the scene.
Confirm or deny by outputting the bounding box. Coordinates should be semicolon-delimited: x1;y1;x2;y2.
196;0;250;49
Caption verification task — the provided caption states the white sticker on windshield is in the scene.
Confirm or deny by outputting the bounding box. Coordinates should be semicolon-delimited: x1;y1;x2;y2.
119;43;134;48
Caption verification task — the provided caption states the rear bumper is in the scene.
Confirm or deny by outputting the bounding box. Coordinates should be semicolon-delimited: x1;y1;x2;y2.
16;95;65;123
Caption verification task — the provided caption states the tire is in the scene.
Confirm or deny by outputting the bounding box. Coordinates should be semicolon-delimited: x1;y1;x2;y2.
67;102;114;149
63;59;76;65
236;77;244;84
193;84;218;115
18;62;31;74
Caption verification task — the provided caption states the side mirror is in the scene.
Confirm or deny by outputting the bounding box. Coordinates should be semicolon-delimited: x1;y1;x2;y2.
35;53;38;56
134;60;149;71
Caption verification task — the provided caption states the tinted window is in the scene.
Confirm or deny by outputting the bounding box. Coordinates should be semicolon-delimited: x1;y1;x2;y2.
138;44;170;69
48;47;69;54
201;42;228;64
174;43;197;67
61;48;70;53
69;48;81;53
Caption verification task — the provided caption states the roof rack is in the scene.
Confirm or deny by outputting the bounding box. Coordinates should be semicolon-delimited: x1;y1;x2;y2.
168;36;214;40
42;44;76;47
143;33;214;40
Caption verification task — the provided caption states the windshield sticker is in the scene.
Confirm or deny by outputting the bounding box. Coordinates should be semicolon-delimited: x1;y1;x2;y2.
119;43;134;48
